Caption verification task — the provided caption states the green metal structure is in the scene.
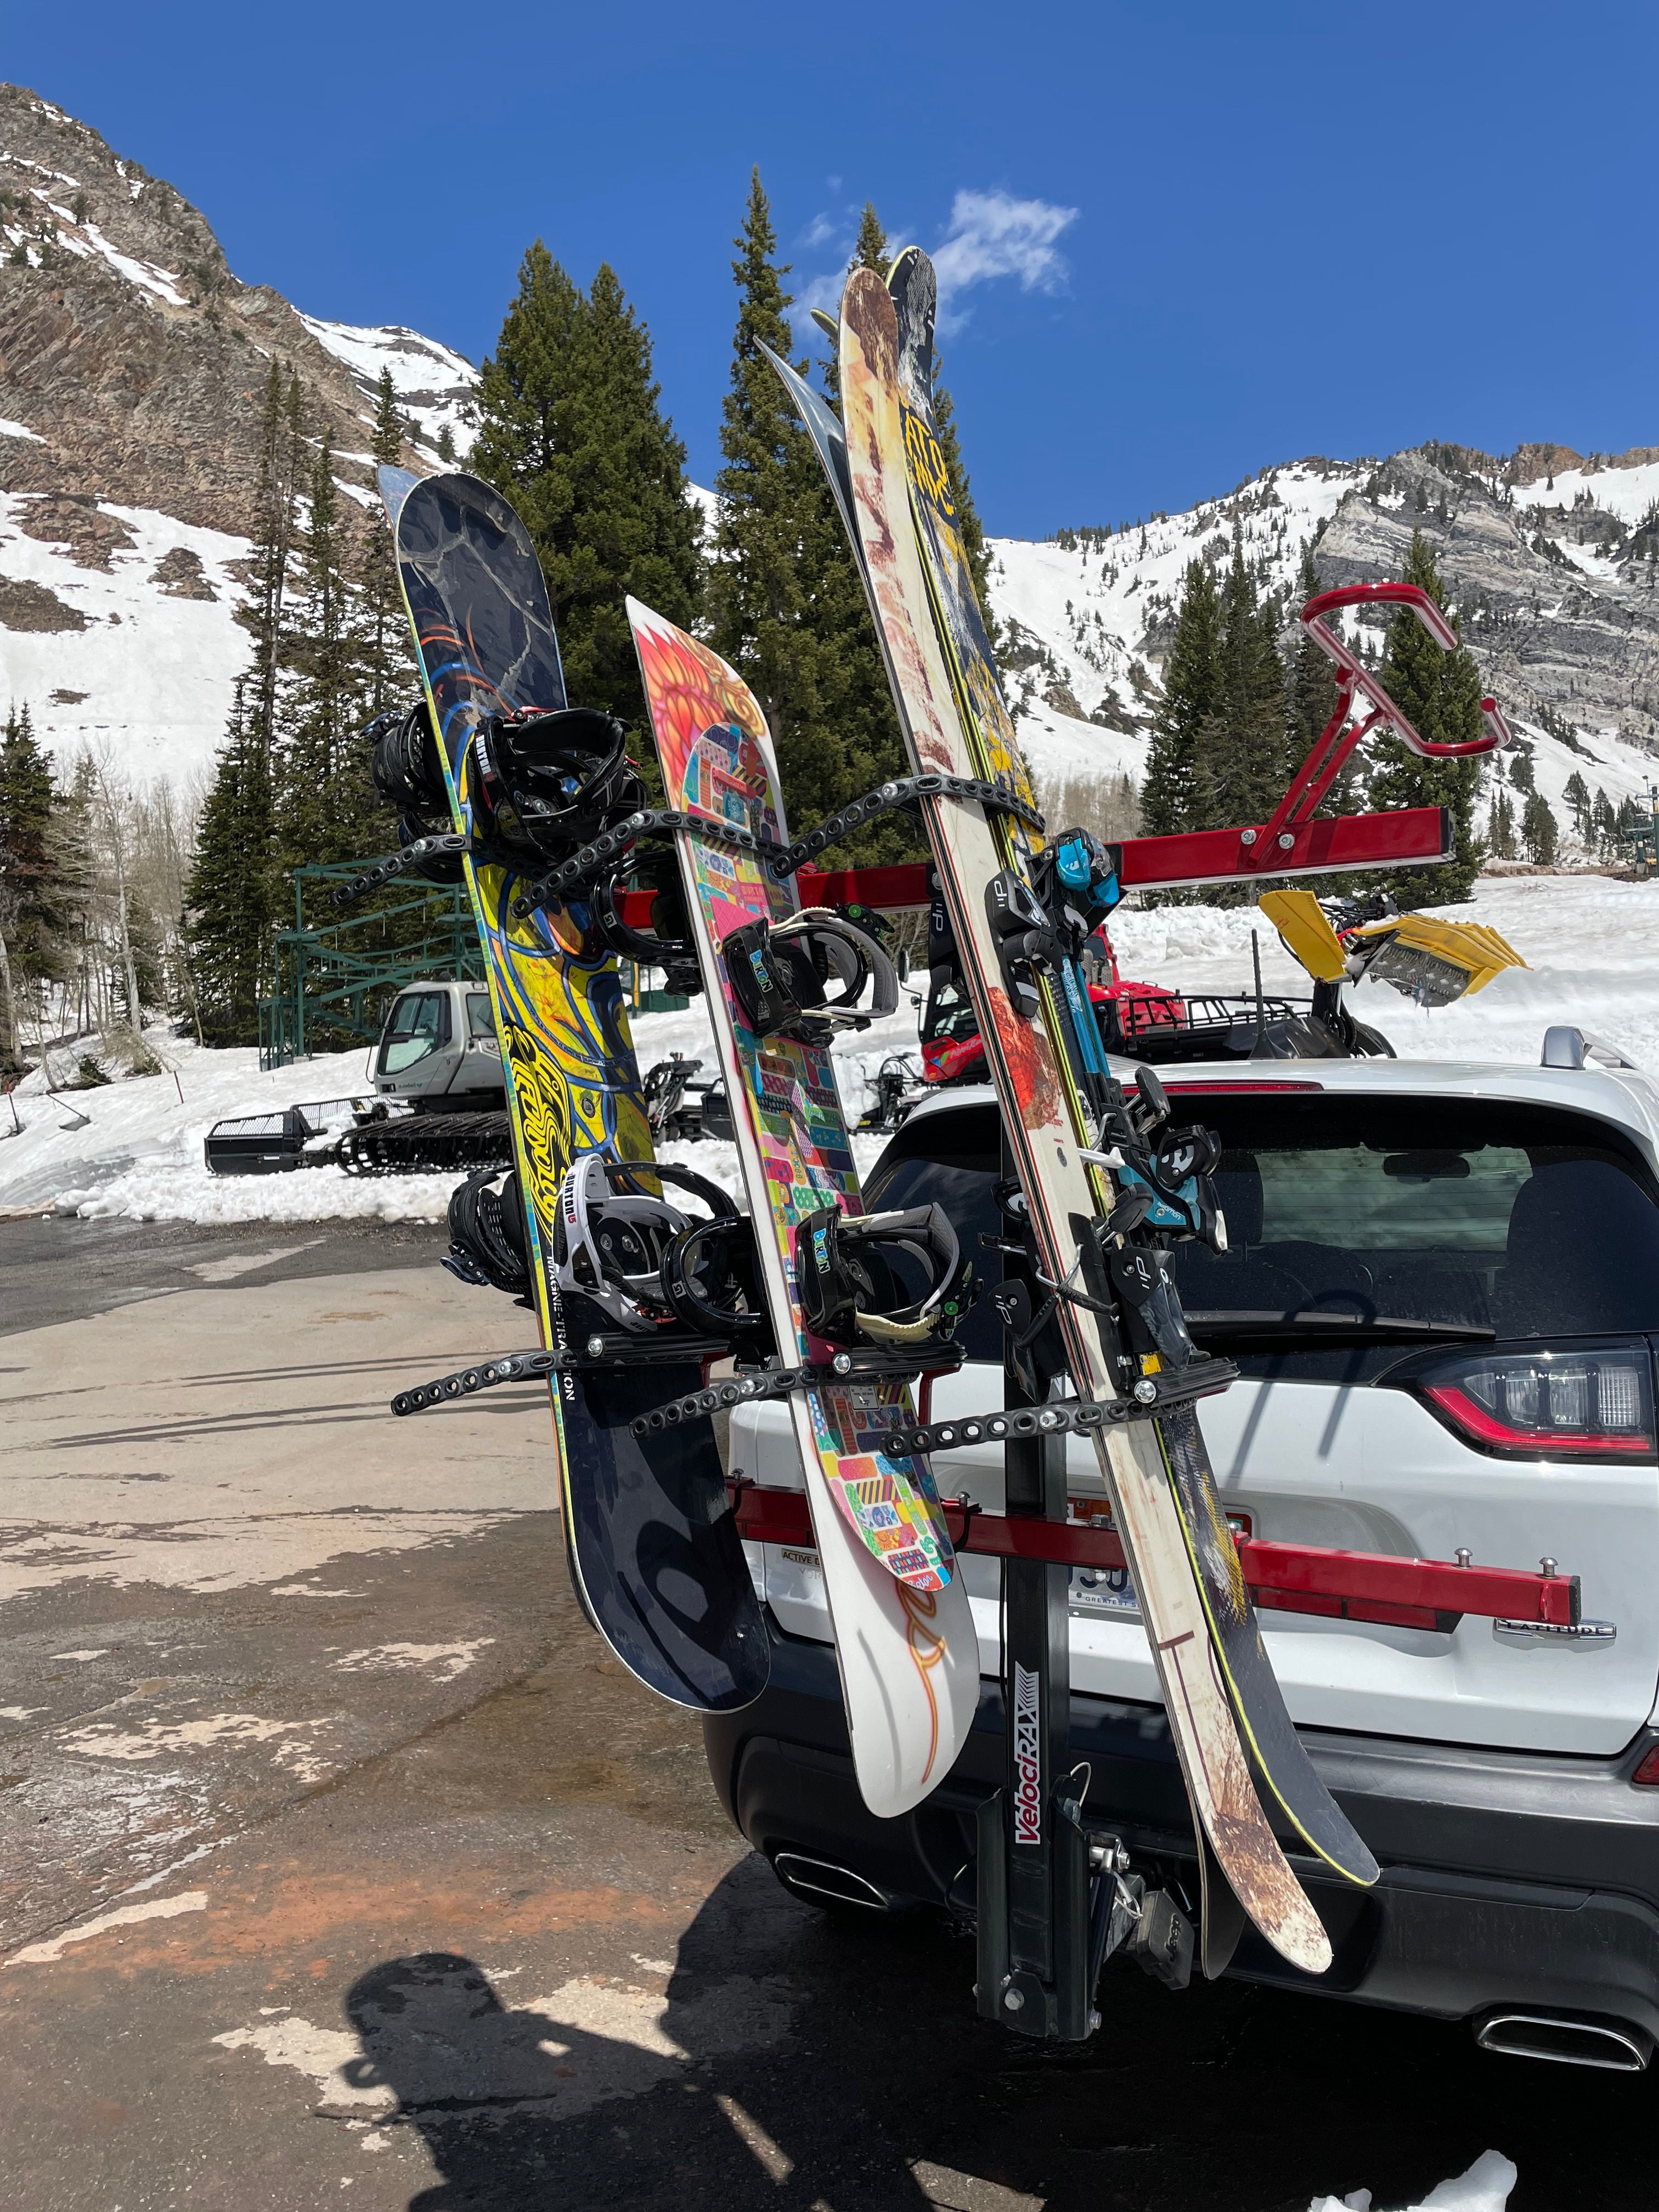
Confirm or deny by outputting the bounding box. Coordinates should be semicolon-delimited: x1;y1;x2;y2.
259;864;484;1071
1624;789;1659;875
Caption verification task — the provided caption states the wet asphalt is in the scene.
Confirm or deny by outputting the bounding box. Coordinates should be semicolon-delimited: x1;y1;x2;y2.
0;1216;1652;2212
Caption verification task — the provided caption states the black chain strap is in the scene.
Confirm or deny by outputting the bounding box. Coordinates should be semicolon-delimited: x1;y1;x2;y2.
391;1332;740;1417
885;1358;1238;1457
766;775;1046;880
628;1341;964;1439
509;809;781;919
332;834;473;909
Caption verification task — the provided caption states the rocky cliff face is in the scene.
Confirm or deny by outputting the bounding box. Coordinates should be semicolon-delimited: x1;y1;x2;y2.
0;84;466;537
1317;442;1659;742
0;86;477;785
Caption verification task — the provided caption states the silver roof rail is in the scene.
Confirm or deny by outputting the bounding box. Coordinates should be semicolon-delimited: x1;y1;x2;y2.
1542;1026;1638;1071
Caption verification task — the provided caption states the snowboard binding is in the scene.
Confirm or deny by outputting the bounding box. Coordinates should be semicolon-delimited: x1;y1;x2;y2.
588;845;703;997
1030;829;1123;946
335;702;656;911
466;706;643;857
443;1163;532;1302
794;1201;977;1351
553;1153;751;1336
721;910;899;1046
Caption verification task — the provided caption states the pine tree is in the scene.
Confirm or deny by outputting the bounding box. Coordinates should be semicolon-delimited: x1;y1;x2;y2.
1509;747;1536;793
472;240;584;570
554;261;701;723
1563;770;1593;839
1142;560;1222;837
241;363;306;770
1198;532;1288;847
1521;789;1559;866
360;370;414;721
471;246;698;733
707;170;911;864
1364;532;1487;902
185;680;276;1043
1487;787;1517;859
278;431;378;879
0;703;73;1054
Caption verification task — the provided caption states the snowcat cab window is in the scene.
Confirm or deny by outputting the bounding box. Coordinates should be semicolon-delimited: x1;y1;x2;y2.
377;991;451;1075
466;994;496;1040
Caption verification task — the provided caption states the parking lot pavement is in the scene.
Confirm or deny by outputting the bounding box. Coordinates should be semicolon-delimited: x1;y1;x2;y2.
1;1220;1654;2210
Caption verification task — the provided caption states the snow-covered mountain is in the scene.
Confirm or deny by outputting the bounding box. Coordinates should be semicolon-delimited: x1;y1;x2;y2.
0;84;479;784
996;447;1659;856
3;78;1657;849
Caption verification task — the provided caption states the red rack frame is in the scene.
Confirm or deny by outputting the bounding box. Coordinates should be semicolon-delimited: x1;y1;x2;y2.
730;1482;1578;1635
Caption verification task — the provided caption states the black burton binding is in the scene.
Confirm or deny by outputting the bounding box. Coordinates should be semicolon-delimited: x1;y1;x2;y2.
393;1151;775;1417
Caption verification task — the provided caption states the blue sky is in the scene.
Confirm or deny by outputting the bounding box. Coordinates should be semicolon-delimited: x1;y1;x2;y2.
10;1;1657;538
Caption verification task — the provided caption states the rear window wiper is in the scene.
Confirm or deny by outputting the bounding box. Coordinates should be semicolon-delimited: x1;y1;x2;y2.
1183;1311;1496;1343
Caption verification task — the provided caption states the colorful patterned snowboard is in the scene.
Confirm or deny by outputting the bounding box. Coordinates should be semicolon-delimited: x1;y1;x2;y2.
830;273;1333;1973
384;469;765;1714
628;597;980;1818
882;252;1378;1897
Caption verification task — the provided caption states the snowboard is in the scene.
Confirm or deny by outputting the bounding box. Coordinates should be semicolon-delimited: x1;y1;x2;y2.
382;467;765;1714
627;597;981;1819
881;251;1379;1896
826;270;1335;1972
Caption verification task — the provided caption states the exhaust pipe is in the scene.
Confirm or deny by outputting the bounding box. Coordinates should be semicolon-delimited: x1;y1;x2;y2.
772;1851;898;1912
1475;2011;1653;2072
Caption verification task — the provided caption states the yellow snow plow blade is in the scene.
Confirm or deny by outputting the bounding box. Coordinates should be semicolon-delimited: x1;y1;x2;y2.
1259;891;1527;1008
1349;914;1527;1007
1257;889;1348;983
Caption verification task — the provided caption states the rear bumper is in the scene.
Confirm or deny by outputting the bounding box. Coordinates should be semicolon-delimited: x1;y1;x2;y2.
706;1612;1659;2039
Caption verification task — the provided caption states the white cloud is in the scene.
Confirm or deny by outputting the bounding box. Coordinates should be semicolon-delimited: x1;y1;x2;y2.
790;187;1081;348
932;188;1079;331
793;267;846;332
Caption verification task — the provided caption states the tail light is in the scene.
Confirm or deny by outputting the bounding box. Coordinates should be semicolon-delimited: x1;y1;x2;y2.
1406;1343;1656;1462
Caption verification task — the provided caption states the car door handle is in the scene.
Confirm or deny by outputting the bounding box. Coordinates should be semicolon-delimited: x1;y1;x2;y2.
1493;1618;1617;1647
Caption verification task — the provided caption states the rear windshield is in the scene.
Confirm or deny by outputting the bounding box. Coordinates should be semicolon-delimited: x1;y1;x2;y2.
865;1096;1659;1369
1171;1097;1659;1344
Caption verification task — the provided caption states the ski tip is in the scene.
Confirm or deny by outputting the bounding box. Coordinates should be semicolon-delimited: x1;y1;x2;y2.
809;306;839;343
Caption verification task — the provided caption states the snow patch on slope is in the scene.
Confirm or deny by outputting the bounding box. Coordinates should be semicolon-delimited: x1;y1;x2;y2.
298;317;476;459
0;493;251;787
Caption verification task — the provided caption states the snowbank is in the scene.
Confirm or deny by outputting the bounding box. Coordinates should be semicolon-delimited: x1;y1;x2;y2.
4;871;1655;1226
1308;2148;1517;2212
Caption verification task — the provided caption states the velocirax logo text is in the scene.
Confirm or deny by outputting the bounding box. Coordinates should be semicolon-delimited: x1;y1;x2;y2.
1013;1662;1041;1846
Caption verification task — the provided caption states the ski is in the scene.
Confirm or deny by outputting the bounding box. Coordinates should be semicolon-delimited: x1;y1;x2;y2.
882;248;1379;1894
826;268;1334;1972
379;467;766;1715
626;598;981;1819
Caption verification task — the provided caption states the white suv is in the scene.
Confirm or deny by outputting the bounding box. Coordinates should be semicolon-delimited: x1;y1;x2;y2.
704;1049;1659;2069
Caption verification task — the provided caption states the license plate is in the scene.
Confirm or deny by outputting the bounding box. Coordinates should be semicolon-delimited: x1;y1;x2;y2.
1067;1501;1139;1619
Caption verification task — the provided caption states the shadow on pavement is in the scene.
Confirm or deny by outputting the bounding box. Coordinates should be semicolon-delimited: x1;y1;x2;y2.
333;1853;1656;2212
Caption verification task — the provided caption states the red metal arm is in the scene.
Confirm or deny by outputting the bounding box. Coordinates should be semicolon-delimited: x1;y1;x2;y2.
729;1481;1578;1633
610;804;1455;929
